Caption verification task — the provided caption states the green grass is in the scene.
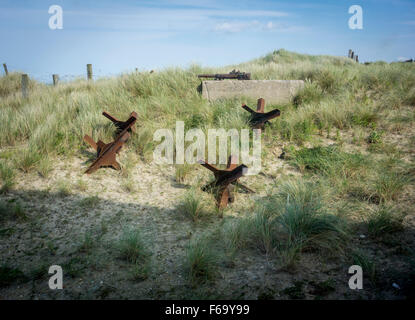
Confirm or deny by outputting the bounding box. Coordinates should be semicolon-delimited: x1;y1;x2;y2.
0;161;15;193
78;232;95;254
350;250;377;284
0;200;27;223
175;163;193;183
56;179;72;196
184;236;218;284
117;228;151;264
367;205;406;237
1;49;413;170
1;49;414;297
0;264;27;287
116;228;152;282
78;195;100;208
281;281;306;299
224;179;349;268
373;171;410;203
288;145;366;176
177;189;207;222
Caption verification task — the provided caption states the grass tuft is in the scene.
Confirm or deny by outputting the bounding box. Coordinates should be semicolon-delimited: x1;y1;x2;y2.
117;228;150;264
184;237;218;284
367;205;406;237
177;189;206;222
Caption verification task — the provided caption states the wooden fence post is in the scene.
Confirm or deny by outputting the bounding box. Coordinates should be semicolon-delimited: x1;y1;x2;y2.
355;55;359;63
21;74;29;98
87;64;93;80
52;74;59;86
348;49;352;59
3;63;8;75
350;51;354;60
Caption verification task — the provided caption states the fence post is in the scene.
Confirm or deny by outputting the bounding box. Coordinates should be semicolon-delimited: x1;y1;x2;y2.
87;64;93;80
355;55;359;63
21;74;29;98
52;74;59;86
348;49;352;59
350;51;354;60
3;63;8;75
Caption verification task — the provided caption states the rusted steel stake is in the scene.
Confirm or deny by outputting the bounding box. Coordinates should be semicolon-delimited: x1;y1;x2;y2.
83;112;137;174
242;98;280;130
199;155;253;209
102;111;137;135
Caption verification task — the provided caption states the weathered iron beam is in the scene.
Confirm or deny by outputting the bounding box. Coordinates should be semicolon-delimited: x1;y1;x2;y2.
102;111;137;135
199;155;253;209
242;98;280;130
83;111;137;174
83;131;130;174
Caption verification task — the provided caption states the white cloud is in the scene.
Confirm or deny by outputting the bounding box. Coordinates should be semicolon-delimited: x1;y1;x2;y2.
214;21;260;33
213;20;306;34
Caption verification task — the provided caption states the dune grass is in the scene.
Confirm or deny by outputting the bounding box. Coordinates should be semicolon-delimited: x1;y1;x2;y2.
184;236;219;284
1;49;414;294
224;179;349;267
1;49;413;172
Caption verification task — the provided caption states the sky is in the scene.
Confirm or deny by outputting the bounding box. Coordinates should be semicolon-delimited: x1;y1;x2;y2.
0;0;414;82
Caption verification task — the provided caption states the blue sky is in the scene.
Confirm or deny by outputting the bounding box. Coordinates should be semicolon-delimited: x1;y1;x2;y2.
1;0;414;82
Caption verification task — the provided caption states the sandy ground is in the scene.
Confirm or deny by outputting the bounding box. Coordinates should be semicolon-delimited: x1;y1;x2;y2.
0;127;414;300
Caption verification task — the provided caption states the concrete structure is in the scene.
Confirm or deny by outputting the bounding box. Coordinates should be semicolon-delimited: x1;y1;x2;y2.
201;80;305;104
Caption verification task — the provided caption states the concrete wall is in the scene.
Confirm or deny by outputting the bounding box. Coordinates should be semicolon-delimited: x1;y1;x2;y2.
201;80;304;104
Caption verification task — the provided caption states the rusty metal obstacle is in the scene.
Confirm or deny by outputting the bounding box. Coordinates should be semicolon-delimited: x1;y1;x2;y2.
242;98;280;130
199;155;254;209
198;69;251;80
83;111;137;174
103;111;137;135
